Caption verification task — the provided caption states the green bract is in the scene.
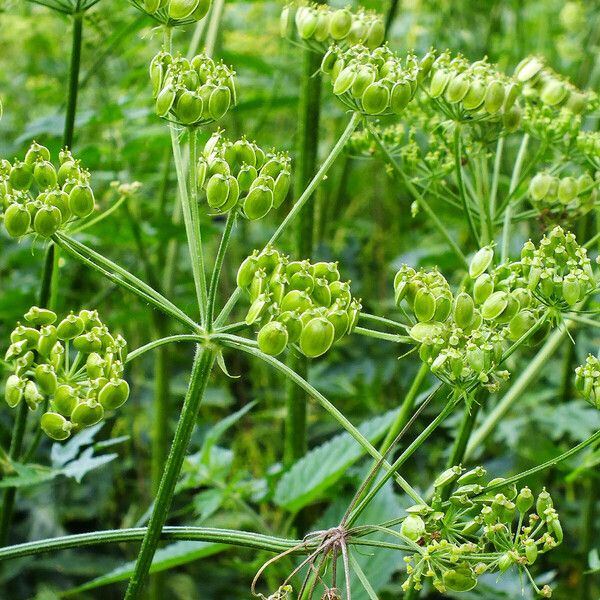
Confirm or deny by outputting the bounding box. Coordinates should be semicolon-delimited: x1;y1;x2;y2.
321;44;423;117
3;308;129;441
150;51;236;127
197;132;291;218
237;247;361;358
0;142;95;239
281;3;384;54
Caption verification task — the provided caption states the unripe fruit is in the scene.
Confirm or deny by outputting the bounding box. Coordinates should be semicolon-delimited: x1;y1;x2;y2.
469;246;494;278
41;412;72;441
536;489;553;516
281;289;312;313
361;82;390;115
25;306;57;326
71;399;104;427
56;314;85;340
558;176;577;204
445;72;470;103
73;332;103;353
390;81;412;114
414;288;436;322
244;185;273;220
333;67;357;96
5;374;25;408
429;69;450;98
257;321;289;356
327;308;350;341
237;254;259;289
9;162;33;190
168;0;200;20
156;84;176;117
454;292;474;329
46;190;71;221
529;173;553;201
516;487;534;513
462;77;486;110
299;317;335;358
524;539;538;564
34;364;58;395
69;184;95;217
206;174;230;209
33;205;62;237
4;203;31;238
329;9;352;40
53;384;78;416
98;379;130;410
481;291;508;320
175;90;203;124
442;568;477;592
25;141;51;165
400;514;425;541
273;171;291;208
57;160;81;186
208;86;231;120
483;80;505;114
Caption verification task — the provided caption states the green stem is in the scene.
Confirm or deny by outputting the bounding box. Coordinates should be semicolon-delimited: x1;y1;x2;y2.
478;428;600;495
500;133;529;263
214;112;362;328
489;136;504;223
368;123;468;269
217;334;425;505
53;233;199;332
124;347;216;599
0;244;56;546
126;335;204;363
347;397;460;527
0;527;306;561
379;363;429;455
354;326;411;344
63;11;83;149
285;36;323;471
187;128;209;325
465;326;567;459
207;209;237;329
453;124;479;247
384;0;400;36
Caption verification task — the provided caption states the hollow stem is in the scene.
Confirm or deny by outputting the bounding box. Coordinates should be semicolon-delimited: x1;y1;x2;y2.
124;347;216;599
63;11;83;148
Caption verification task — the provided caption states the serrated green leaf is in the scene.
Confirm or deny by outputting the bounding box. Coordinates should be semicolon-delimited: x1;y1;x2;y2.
274;408;399;512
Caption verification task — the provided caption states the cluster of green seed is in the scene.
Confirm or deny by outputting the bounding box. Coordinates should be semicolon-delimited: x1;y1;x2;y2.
575;354;600;410
150;51;236;126
281;3;384;53
130;0;211;25
321;44;424;116
425;51;522;129
518;226;596;312
577;130;600;168
515;55;595;115
400;467;561;597
236;247;361;358
0;142;95;239
4;308;129;441
528;171;598;219
522;103;581;146
198;132;291;219
346;123;405;158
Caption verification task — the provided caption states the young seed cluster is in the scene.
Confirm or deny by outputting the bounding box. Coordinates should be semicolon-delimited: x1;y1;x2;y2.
150;51;236;127
425;51;522;129
237;247;361;358
400;466;562;597
395;260;510;392
321;44;424;116
528;171;598;221
281;3;384;53
130;0;211;25
0;142;95;239
518;225;596;312
198;132;291;219
4;308;129;441
575;354;600;410
515;55;596;115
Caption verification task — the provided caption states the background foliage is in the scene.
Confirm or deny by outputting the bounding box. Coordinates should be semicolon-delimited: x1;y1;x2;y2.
0;0;599;598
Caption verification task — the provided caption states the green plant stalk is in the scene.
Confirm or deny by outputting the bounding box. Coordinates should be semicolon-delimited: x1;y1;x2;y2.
124;347;216;599
0;245;56;546
207;209;237;329
285;35;324;470
379;363;430;455
347;397;461;527
213;112;362;328
489;136;504;224
465;326;567;459
578;478;598;598
354;326;412;344
0;526;308;561
63;11;83;149
500;133;529;263
367;123;468;269
385;0;400;35
453;124;480;247
217;334;425;505
53;233;199;332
